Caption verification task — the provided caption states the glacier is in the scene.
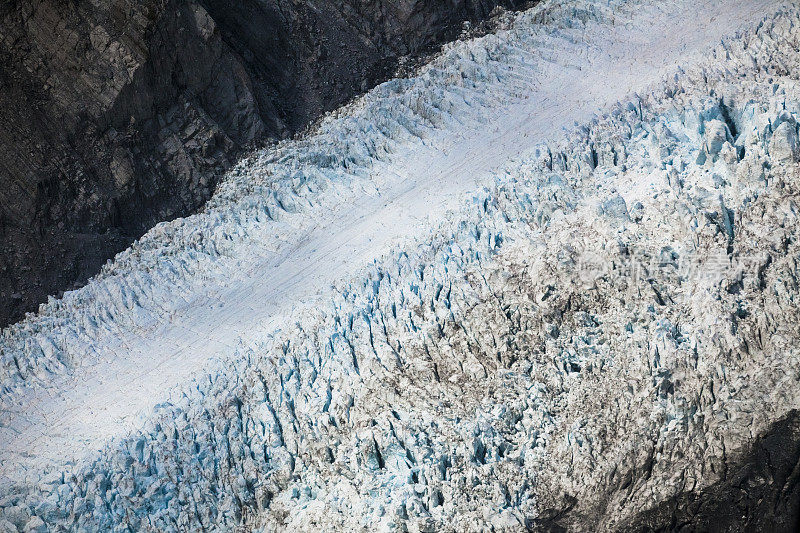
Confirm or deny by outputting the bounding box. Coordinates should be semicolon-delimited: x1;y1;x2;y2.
1;0;800;531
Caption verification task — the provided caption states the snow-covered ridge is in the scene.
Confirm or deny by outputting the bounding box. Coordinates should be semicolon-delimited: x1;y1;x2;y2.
0;3;798;531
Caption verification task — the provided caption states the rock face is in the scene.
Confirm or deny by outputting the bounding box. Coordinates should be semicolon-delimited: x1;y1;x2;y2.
617;410;800;532
0;0;524;327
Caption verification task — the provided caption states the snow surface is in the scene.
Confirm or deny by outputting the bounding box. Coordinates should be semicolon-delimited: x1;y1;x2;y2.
0;0;796;530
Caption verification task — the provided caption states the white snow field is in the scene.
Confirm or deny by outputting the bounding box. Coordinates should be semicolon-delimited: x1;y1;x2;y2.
2;0;800;530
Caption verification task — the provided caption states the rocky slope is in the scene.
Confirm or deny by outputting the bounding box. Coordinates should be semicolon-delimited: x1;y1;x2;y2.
0;1;798;531
0;0;525;327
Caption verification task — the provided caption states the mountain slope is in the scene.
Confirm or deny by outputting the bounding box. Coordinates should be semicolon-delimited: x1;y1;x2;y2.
0;0;525;327
1;0;798;531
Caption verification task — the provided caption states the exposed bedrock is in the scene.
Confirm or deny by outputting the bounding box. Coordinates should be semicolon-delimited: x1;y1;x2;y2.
620;410;800;532
0;0;526;327
538;411;800;532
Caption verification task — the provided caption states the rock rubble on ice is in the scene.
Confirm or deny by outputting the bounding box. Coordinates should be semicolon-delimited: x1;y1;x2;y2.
2;0;800;531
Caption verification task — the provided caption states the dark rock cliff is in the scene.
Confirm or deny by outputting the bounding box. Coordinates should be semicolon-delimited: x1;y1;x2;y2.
619;411;800;533
0;0;525;327
534;411;800;532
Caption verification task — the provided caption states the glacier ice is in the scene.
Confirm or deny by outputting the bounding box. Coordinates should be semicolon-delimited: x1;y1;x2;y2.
1;0;800;531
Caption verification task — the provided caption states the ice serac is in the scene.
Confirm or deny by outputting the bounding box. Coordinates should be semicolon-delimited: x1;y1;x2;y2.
1;0;800;531
0;0;526;327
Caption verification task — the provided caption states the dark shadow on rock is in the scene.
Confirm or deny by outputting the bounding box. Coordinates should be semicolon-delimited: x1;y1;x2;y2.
534;410;800;532
0;0;529;327
617;409;800;533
